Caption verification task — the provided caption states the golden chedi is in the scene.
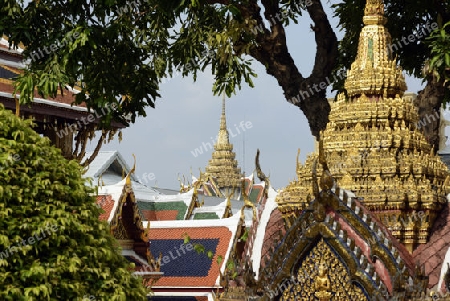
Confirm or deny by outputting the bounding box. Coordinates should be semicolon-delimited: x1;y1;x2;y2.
276;0;450;252
204;95;243;196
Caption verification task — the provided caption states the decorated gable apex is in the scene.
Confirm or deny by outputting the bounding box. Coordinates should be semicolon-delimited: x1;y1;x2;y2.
247;156;427;300
84;151;140;186
95;171;162;285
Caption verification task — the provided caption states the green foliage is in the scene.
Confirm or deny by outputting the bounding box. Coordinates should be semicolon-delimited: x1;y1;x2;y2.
428;21;450;103
216;255;223;265
239;227;249;242
225;260;238;279
428;21;450;81
182;233;215;259
0;104;148;300
193;243;205;254
0;0;257;129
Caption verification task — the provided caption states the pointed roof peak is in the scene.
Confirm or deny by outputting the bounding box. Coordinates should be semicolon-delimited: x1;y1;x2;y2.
220;93;227;131
217;94;230;145
344;0;406;97
204;95;242;190
364;0;386;24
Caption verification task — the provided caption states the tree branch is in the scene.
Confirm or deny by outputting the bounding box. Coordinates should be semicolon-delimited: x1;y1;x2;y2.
239;0;338;138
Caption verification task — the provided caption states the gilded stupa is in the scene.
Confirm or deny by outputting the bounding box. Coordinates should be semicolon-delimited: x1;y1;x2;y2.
204;95;243;197
276;0;450;252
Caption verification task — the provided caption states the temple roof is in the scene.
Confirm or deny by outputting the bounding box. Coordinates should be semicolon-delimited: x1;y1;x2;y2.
149;296;211;301
144;214;243;290
413;202;450;289
257;174;424;299
96;194;116;222
204;96;242;191
0;37;125;130
84;151;139;184
0;37;83;109
277;0;450;251
247;186;279;278
95;176;162;282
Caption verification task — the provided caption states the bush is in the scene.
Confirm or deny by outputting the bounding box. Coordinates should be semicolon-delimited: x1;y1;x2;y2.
0;104;148;300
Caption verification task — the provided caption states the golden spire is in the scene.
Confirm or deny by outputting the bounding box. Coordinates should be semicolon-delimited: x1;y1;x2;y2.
204;95;242;192
217;93;230;145
344;0;407;97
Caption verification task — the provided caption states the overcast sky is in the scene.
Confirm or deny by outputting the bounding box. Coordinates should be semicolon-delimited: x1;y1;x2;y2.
87;4;425;191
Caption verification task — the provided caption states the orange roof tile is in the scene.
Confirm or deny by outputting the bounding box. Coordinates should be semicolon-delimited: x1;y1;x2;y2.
149;227;232;288
96;195;115;221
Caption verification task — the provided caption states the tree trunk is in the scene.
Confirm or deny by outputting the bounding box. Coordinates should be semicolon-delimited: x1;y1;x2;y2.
413;76;446;152
237;0;338;139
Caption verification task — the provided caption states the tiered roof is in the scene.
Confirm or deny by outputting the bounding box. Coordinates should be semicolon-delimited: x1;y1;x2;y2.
276;0;450;252
204;96;243;194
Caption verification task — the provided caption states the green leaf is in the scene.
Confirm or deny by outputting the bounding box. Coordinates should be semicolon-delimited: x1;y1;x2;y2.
0;106;149;300
207;250;214;259
216;255;223;265
193;243;205;254
183;234;190;244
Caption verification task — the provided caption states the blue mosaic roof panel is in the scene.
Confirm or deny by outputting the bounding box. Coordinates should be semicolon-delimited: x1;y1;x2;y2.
150;239;219;277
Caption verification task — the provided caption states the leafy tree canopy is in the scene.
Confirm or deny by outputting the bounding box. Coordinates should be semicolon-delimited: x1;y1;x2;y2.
1;0;449;138
0;0;337;137
428;21;450;96
0;104;148;300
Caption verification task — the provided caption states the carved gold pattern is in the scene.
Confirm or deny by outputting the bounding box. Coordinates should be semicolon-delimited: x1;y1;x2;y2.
204;94;243;190
275;0;450;250
279;239;367;301
109;167;161;275
114;221;128;240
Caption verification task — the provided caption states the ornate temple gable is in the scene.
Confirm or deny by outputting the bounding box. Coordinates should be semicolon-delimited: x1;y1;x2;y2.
90;165;163;285
108;171;161;281
204;95;243;195
256;158;428;300
110;178;147;242
277;0;450;252
216;152;279;301
241;151;280;277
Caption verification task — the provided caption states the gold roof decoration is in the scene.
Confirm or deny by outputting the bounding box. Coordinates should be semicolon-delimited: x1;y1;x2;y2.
276;0;450;252
256;151;429;301
204;94;243;191
345;0;406;97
